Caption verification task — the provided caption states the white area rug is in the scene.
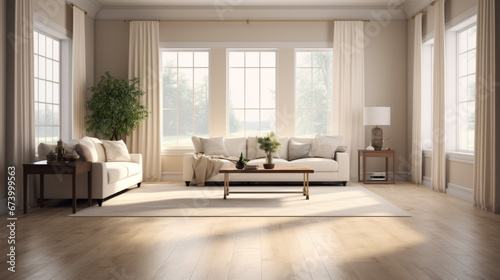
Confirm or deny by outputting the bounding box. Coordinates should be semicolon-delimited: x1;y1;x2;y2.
70;184;410;217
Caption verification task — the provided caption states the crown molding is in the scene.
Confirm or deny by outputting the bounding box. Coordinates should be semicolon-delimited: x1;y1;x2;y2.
71;0;103;19
402;0;433;19
95;6;407;21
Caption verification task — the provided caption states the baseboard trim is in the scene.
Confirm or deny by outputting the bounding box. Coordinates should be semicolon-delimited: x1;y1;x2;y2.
161;172;183;182
422;176;432;189
0;199;7;215
446;183;473;203
396;172;411;182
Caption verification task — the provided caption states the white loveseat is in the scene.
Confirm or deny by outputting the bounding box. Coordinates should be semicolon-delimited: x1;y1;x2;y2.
37;137;143;206
183;136;349;186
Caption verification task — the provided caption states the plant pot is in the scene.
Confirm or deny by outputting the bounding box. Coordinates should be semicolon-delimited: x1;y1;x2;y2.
235;162;245;169
263;164;275;169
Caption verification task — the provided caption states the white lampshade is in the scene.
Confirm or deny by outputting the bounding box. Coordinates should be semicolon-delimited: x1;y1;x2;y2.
364;107;391;126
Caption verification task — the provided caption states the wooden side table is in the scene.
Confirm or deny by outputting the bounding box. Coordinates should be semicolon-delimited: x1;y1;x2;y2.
358;149;396;184
23;160;92;214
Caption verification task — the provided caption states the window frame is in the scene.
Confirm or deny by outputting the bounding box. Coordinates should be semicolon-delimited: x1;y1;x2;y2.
294;48;334;137
160;49;211;149
226;49;278;137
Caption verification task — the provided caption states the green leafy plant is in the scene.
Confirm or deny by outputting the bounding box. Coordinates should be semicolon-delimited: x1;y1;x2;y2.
237;152;247;165
258;131;282;164
86;72;150;140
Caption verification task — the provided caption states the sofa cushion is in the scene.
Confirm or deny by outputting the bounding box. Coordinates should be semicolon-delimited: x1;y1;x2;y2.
278;137;289;160
106;162;142;184
191;136;204;153
75;144;93;162
310;135;343;159
290;137;314;145
290;158;339;172
88;137;107;162
201;137;229;156
224;137;247;158
247;158;291;167
288;140;311;161
102;140;132;162
79;137;99;162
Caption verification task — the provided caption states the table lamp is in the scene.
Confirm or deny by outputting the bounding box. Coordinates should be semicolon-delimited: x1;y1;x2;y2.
364;107;391;150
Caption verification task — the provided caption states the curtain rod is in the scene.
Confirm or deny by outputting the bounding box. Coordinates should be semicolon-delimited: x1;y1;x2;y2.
123;19;371;23
70;2;88;15
411;0;439;19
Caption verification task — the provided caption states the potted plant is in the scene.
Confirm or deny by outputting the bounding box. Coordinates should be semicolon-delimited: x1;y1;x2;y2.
235;152;247;169
257;131;282;169
86;72;150;140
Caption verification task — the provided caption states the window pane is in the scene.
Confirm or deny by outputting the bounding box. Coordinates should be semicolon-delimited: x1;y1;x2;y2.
260;110;276;135
46;127;53;143
467;50;476;75
296;110;312;137
194;52;209;67
458;77;468;102
467;74;475;101
467;101;475;151
39;57;46;79
35;103;39;125
178;52;193;67
39;34;46;57
163;110;177;146
194;110;209;137
261;68;276;109
194;68;209;108
178;110;193;146
260;52;275;67
163;52;177;67
245;68;259;108
34;80;39;101
245;52;259;67
458;102;468;150
39;80;46;102
53;105;60;127
468;25;476;50
53;83;60;104
313;68;328;109
458;53;467;77
39;127;46;145
245;110;260;136
46;82;53;103
296;52;311;67
163;68;177;109
178;68;193;108
313;110;328;135
53;61;60;82
458;30;467;53
46;37;53;59
53;40;60;61
46;59;53;81
229;52;244;67
34;32;38;54
313;52;328;67
34;55;38;77
229;109;244;137
296;68;312;109
229;68;244;108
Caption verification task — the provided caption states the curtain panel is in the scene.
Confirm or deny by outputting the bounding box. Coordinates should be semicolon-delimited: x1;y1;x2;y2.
473;0;497;213
126;21;162;182
332;21;365;181
412;13;423;185
431;0;446;193
72;8;87;139
7;0;36;207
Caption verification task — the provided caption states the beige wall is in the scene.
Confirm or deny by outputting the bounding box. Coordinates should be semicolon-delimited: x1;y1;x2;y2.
408;0;477;190
95;20;408;176
33;0;72;31
0;0;6;199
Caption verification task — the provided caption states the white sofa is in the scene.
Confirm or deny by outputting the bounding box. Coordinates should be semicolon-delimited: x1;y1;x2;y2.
183;136;349;186
37;137;143;206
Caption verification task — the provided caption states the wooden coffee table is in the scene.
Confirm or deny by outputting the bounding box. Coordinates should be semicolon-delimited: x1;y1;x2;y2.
219;166;314;200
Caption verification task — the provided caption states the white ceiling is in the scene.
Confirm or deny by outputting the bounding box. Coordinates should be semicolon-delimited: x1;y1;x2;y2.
94;0;407;8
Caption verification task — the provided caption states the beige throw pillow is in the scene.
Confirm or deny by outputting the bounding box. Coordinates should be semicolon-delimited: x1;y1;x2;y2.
288;139;311;161
200;137;229;156
88;137;107;162
102;140;132;162
309;135;343;159
75;144;93;162
79;137;98;162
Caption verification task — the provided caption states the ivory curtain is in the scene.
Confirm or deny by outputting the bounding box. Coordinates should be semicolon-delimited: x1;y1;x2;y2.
332;21;365;181
412;13;423;185
126;21;162;182
431;0;446;193
473;0;497;213
72;8;87;139
7;0;36;206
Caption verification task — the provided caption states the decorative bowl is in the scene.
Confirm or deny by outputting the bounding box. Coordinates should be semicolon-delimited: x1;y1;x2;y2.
263;164;275;169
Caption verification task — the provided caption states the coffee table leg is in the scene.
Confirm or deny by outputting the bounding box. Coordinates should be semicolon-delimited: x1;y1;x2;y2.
303;173;306;196
224;173;228;199
306;173;310;200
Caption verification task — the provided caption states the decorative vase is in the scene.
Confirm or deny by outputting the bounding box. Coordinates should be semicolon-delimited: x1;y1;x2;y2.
235;162;245;169
263;163;275;169
264;152;274;169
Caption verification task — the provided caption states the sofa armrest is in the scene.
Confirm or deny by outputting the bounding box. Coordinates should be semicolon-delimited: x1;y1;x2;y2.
183;153;195;182
335;152;350;182
91;162;107;197
130;154;142;166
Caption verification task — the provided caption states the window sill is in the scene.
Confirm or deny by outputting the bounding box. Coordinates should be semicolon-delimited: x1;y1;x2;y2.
162;147;195;156
422;149;474;164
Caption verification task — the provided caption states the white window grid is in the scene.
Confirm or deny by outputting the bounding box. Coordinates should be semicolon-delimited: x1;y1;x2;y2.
294;50;334;137
161;50;210;147
227;50;277;137
34;30;61;148
456;24;476;152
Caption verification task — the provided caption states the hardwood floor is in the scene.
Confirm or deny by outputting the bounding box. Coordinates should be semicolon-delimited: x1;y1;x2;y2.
1;182;500;280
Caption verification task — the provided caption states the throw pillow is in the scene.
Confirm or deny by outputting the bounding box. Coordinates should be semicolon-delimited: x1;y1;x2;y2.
88;137;107;162
191;136;204;154
102;140;132;162
64;139;80;154
288;139;311;161
278;137;289;160
309;135;343;159
78;137;98;162
224;137;247;158
75;144;93;161
336;145;348;153
200;137;229;156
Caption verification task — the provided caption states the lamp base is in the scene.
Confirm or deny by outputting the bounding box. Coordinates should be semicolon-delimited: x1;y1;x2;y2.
371;126;383;150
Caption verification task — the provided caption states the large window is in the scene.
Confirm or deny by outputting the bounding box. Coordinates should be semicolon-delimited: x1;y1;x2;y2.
457;24;476;152
161;51;210;147
295;50;333;137
34;30;60;147
227;50;277;137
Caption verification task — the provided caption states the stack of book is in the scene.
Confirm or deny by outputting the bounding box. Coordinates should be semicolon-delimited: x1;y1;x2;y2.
370;172;386;181
243;165;259;170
